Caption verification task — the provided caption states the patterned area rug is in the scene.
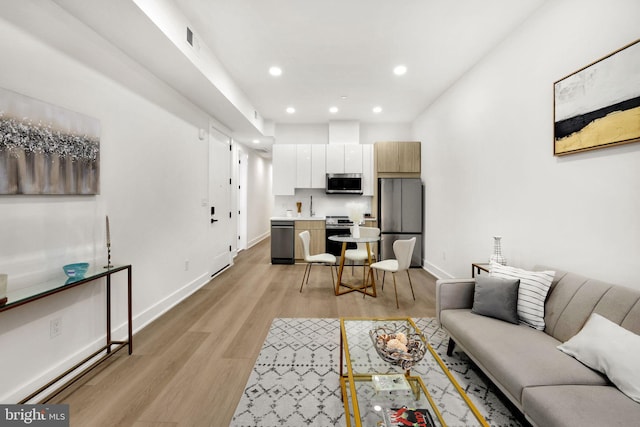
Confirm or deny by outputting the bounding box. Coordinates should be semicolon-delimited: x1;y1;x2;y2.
230;318;524;427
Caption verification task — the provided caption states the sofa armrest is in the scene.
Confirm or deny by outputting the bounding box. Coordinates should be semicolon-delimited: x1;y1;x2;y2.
436;278;475;326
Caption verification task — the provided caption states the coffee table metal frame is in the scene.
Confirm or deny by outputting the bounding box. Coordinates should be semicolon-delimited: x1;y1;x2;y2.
339;317;489;427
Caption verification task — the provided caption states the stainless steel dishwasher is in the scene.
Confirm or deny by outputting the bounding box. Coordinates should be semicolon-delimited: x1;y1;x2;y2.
271;220;295;264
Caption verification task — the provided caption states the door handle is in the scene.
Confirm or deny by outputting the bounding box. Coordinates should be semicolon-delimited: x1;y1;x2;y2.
211;218;219;223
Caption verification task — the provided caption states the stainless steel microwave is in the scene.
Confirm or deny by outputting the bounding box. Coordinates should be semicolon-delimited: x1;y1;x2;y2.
326;173;362;194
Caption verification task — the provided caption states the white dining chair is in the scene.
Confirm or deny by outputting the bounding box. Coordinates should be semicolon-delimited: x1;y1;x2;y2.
368;237;416;308
344;226;379;282
298;230;337;292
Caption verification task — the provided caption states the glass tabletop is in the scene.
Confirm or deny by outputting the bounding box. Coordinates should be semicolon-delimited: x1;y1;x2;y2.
340;317;488;427
0;264;129;311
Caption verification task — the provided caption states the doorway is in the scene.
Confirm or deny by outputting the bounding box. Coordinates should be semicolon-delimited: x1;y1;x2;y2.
208;125;232;276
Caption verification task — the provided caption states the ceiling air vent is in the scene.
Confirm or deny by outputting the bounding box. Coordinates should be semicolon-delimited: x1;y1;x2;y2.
186;27;193;46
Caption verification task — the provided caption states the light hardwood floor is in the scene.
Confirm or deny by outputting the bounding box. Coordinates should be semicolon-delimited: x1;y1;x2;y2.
51;238;438;426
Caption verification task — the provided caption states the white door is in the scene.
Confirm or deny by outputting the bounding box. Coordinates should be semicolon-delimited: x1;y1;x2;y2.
209;126;232;275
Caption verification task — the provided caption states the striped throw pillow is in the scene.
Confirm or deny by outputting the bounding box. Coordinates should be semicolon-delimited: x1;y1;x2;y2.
490;263;555;330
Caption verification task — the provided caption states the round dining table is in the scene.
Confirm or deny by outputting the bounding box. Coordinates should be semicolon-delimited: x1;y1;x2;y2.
328;234;380;297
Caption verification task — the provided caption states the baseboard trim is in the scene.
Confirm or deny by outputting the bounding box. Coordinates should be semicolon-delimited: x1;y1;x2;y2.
248;231;269;249
423;260;453;280
133;272;210;333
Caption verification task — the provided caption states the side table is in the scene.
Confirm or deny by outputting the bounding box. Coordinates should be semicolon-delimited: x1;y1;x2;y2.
471;263;491;278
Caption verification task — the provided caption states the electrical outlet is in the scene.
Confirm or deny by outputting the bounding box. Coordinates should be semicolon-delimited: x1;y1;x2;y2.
50;318;62;338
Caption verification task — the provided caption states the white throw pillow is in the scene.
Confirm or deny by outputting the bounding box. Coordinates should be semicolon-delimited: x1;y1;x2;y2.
557;313;640;403
490;263;555;330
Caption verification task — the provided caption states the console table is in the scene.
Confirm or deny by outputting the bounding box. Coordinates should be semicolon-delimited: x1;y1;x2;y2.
0;264;132;403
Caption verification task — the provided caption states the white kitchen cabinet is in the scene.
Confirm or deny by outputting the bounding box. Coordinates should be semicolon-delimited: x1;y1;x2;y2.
361;144;374;195
325;144;344;174
311;144;326;188
296;144;312;188
344;144;363;173
272;144;296;195
274;143;371;194
326;144;363;174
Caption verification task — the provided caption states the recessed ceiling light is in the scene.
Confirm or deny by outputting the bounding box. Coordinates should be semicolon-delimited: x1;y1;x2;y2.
329;106;338;114
373;106;382;114
286;106;296;114
269;66;282;76
252;139;260;144
393;65;407;75
340;95;348;100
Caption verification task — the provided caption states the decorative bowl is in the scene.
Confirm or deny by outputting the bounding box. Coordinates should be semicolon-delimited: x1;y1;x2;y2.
369;326;427;370
63;263;90;279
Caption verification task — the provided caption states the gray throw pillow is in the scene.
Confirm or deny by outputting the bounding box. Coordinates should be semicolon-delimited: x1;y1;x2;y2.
472;275;520;324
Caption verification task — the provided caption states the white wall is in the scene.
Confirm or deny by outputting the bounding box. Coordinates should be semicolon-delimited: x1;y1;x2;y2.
242;146;273;247
360;123;413;145
274;123;329;145
414;0;640;288
0;1;245;402
274;122;412;146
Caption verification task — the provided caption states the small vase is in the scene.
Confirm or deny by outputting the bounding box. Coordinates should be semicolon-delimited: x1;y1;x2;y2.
352;223;360;238
489;236;506;265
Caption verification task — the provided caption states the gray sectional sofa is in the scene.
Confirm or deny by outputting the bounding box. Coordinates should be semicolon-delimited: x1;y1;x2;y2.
436;266;640;427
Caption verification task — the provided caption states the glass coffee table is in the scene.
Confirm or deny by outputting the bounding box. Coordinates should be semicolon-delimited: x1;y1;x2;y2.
340;317;489;427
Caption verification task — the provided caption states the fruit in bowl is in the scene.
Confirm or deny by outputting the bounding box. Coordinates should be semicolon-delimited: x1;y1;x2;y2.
63;263;90;278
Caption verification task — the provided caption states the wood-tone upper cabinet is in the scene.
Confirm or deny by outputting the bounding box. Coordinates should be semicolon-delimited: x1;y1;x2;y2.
375;141;421;173
376;141;399;173
398;142;421;173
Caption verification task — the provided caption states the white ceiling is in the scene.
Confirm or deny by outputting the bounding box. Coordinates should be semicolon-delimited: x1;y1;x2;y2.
174;0;545;125
47;0;545;144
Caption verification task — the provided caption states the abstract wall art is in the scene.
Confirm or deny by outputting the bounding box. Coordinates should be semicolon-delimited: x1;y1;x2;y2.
0;87;100;194
554;39;640;156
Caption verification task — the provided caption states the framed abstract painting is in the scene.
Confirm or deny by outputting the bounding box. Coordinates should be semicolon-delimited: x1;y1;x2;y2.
554;39;640;156
0;87;100;195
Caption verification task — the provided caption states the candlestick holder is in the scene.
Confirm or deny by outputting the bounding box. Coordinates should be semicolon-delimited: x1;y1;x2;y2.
104;244;113;269
104;215;113;269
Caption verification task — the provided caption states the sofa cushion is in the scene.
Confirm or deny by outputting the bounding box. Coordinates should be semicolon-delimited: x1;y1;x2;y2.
472;276;520;324
540;269;640;341
490;263;555;330
441;309;607;404
557;313;640;403
522;385;640;427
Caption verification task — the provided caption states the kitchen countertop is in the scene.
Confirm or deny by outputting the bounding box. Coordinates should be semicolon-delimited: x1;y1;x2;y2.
271;216;326;221
270;216;377;221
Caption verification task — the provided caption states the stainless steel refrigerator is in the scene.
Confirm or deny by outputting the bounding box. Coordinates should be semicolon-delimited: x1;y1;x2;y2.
378;178;423;267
